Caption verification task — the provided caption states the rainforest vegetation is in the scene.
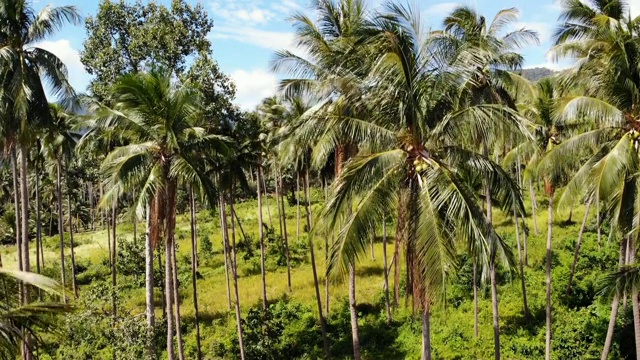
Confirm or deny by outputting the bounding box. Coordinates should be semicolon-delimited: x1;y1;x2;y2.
1;0;640;359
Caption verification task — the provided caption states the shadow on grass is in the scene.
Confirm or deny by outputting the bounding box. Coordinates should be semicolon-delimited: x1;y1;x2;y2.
501;305;545;336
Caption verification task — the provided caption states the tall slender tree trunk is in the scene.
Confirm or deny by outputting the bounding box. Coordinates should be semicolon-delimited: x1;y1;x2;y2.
220;195;232;310
275;169;284;239
349;264;361;360
382;214;391;324
490;262;501;360
597;200;602;249
601;239;626;360
158;245;166;319
394;189;408;308
421;308;432;360
324;181;330;315
484;150;500;360
529;181;538;236
229;185;246;360
566;199;592;295
473;258;479;337
145;202;155;359
12;149;22;274
189;187;202;360
35;157;42;275
513;209;530;319
165;179;177;360
171;238;185;360
630;236;640;360
56;159;66;304
545;194;553;360
296;172;300;241
304;170;330;358
111;198;118;320
262;170;273;228
279;176;292;292
256;160;268;310
19;145;29;277
67;180;78;299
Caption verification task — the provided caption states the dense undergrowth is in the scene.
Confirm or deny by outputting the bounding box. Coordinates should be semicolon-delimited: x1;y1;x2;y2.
0;188;631;359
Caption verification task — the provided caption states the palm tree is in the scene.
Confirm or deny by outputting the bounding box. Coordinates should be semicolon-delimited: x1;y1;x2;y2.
0;269;69;359
434;8;538;353
0;1;80;311
540;1;640;357
43;103;80;300
321;4;524;360
273;1;373;356
93;69;228;360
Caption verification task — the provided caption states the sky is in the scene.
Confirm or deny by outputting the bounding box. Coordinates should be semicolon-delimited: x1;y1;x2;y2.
36;0;640;110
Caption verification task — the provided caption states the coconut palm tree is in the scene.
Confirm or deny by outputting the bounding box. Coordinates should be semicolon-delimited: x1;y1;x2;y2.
92;68;229;360
433;7;538;353
42;103;80;300
0;1;80;304
0;269;69;359
540;1;640;357
322;4;524;360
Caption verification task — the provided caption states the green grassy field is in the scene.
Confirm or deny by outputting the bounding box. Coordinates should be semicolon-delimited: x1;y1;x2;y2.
0;188;626;359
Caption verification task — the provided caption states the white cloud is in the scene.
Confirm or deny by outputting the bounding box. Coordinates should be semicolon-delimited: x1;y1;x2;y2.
512;21;553;44
212;25;296;51
424;2;458;17
34;39;90;94
210;0;304;25
229;69;278;110
631;3;640;17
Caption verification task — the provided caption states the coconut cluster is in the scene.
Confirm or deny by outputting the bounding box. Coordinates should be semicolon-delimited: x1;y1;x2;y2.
413;158;427;172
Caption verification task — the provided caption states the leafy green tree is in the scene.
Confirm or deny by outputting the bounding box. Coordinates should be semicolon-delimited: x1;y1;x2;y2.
82;0;213;99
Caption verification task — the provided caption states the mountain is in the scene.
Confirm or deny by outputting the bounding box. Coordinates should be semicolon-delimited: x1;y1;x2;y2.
520;67;555;82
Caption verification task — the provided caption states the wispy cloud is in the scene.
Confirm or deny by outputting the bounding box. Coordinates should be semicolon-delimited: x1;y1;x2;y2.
229;68;278;110
212;25;295;51
35;39;90;94
424;2;459;17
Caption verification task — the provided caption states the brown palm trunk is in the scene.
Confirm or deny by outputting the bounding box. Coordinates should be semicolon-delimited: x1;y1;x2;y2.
111;198;118;320
529;180;538;236
513;209;530;318
473;258;479;337
279;177;292;292
394;190;408;308
19;145;29;276
490;262;501;360
35;156;42;275
545;194;553;360
256;160;268;310
296;172;300;241
165;179;176;360
220;195;232;310
12;149;22;274
382;214;391;324
56;159;66;304
189;187;202;360
601;239;626;360
67;182;78;299
566;199;592;295
630;236;640;360
421;308;432;360
484;154;500;360
349;264;361;360
303;170;330;358
171;237;185;360
145;202;155;358
262;170;273;227
275;169;284;238
229;185;246;360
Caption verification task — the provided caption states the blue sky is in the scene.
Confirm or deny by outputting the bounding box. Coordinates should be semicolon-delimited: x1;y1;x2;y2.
36;0;640;109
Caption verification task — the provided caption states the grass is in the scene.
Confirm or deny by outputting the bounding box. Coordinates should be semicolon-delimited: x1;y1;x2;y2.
0;187;623;359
